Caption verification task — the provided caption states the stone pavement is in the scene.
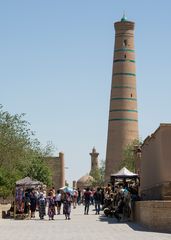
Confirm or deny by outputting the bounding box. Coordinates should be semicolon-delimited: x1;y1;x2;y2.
0;205;170;240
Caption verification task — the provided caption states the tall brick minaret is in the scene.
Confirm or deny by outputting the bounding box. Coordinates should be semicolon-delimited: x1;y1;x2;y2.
105;15;139;182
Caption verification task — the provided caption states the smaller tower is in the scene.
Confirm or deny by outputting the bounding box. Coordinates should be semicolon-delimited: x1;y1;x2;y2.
90;147;99;172
73;180;77;189
59;152;65;188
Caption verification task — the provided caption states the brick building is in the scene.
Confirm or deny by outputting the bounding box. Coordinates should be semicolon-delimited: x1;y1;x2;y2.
46;152;65;191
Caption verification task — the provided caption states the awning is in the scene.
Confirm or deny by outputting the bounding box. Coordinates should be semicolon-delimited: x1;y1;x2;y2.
111;167;138;178
16;177;43;187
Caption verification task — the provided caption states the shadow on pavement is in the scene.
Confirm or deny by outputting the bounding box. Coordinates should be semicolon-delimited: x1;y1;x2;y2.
127;222;171;234
126;222;151;232
98;214;171;234
98;214;151;232
97;214;119;224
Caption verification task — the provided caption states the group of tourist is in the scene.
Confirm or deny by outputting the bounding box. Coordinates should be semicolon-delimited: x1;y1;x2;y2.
79;181;139;220
103;182;139;220
14;181;139;221
15;186;102;220
19;187;72;220
82;187;104;215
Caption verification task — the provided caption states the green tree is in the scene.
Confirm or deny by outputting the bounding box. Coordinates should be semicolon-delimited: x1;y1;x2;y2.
89;160;105;187
0;105;54;198
120;139;141;172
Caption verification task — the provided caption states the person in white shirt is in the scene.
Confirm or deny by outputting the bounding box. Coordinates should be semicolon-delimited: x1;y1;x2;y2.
55;190;62;214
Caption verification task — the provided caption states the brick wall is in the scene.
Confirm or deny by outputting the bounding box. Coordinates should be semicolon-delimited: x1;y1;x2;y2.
133;201;171;233
140;124;171;200
46;153;65;191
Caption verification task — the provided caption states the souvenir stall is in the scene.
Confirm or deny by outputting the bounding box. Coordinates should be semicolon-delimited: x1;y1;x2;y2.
110;167;139;188
14;177;44;219
103;167;139;218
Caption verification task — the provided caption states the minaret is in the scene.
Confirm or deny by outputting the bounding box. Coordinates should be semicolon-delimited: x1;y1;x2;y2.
105;15;139;181
90;147;99;172
59;152;65;188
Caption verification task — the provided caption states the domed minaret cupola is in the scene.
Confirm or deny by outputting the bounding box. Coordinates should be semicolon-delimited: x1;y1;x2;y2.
90;147;99;172
121;13;127;22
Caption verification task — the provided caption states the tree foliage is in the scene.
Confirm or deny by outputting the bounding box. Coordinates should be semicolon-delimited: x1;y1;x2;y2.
120;139;141;172
0;105;54;198
89;160;105;187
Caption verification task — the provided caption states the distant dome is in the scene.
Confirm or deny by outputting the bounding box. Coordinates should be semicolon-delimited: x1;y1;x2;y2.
77;174;94;189
77;174;94;184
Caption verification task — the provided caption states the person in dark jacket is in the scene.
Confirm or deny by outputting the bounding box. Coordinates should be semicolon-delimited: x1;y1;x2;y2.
84;188;91;215
30;189;37;218
93;188;101;214
24;192;31;215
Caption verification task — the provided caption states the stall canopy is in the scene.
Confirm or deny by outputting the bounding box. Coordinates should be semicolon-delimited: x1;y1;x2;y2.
16;177;43;188
111;167;138;178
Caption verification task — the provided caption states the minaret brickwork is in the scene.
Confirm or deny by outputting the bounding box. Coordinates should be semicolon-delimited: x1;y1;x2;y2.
90;147;99;172
105;16;139;181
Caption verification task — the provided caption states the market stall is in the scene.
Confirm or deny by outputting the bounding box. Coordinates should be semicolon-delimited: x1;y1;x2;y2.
110;167;139;187
103;167;140;218
14;177;44;219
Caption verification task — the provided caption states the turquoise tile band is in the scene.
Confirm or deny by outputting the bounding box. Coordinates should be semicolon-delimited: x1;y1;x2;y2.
113;59;135;63
113;73;136;76
112;86;135;89
114;48;135;52
110;109;138;112
111;97;137;101
109;118;138;122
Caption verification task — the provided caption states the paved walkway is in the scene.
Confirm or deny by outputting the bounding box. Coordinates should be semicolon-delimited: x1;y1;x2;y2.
0;205;170;240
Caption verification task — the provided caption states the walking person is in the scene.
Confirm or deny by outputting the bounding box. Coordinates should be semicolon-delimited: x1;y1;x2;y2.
55;190;62;215
23;192;31;217
94;188;101;215
77;188;81;205
90;188;95;205
48;192;55;220
84;187;91;215
38;193;46;219
30;189;37;218
63;192;72;220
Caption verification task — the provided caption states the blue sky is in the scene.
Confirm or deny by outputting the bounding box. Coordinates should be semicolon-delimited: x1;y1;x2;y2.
0;1;171;185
